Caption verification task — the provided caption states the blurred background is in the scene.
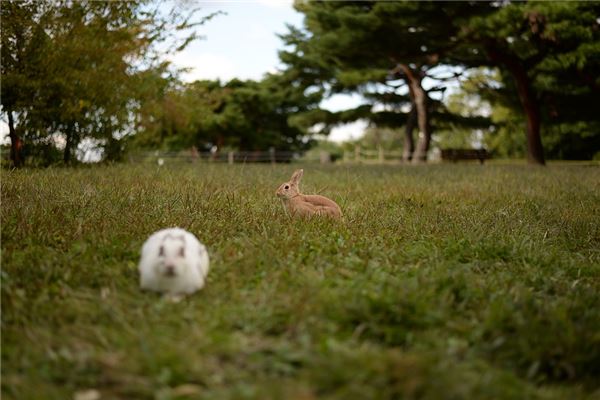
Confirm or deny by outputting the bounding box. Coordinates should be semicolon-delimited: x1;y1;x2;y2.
2;0;599;167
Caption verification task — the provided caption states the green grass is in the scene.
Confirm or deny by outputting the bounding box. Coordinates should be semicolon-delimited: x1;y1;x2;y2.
2;162;599;399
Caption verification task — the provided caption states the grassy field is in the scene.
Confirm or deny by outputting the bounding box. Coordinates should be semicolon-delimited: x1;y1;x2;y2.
2;162;599;399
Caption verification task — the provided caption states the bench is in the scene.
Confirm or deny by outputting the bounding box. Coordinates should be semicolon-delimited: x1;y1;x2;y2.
441;148;490;164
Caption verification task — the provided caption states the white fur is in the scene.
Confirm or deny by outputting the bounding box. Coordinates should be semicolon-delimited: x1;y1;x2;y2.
138;228;209;295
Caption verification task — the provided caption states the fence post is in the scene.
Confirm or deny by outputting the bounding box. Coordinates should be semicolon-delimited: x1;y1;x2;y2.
269;147;276;164
228;151;234;165
355;145;361;163
378;145;384;164
320;151;330;164
190;146;199;163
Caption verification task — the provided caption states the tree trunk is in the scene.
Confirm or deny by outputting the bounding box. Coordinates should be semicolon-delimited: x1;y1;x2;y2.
511;66;544;165
403;103;417;162
64;125;73;164
485;45;545;165
413;128;431;163
400;64;431;163
7;109;23;168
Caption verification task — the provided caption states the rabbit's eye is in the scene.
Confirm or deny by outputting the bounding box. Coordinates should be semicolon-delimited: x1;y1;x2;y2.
179;247;185;257
285;185;289;189
159;246;164;256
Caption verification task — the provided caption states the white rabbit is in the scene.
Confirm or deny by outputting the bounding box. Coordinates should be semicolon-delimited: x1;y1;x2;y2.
138;227;209;296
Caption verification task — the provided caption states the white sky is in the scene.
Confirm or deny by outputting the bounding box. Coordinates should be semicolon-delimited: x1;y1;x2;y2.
170;0;301;82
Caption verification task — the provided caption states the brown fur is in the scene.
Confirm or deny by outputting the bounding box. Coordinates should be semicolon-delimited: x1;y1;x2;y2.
276;169;342;219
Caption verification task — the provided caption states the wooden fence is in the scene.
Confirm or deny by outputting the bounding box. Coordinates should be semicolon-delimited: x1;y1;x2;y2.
129;148;299;164
129;146;414;165
1;145;436;165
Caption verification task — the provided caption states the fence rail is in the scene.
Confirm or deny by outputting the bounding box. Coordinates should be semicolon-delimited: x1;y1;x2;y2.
129;146;422;165
2;146;445;165
129;149;300;164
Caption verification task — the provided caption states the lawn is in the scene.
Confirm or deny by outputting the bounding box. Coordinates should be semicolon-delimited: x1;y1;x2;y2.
2;162;599;399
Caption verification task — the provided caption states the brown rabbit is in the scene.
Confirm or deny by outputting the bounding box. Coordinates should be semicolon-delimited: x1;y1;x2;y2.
276;169;342;219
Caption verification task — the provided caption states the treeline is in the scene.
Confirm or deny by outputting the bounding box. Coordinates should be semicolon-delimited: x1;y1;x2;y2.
281;1;600;164
132;77;321;155
1;0;323;167
2;1;599;167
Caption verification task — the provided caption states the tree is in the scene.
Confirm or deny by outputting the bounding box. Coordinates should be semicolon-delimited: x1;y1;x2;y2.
451;1;600;164
1;1;44;167
132;73;322;153
285;1;500;162
1;0;215;166
435;62;599;161
287;1;599;164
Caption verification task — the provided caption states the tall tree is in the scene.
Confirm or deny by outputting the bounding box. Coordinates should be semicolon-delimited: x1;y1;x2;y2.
288;1;494;162
451;1;600;164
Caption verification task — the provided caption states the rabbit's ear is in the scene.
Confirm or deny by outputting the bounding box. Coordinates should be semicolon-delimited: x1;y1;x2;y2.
290;169;304;184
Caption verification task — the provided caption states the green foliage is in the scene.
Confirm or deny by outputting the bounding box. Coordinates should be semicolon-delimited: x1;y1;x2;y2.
216;76;316;151
3;1;598;164
286;1;600;161
354;126;404;151
447;65;599;159
434;69;518;155
1;0;215;164
453;1;600;161
133;75;319;152
2;164;599;398
285;1;503;155
542;122;600;160
283;2;419;131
